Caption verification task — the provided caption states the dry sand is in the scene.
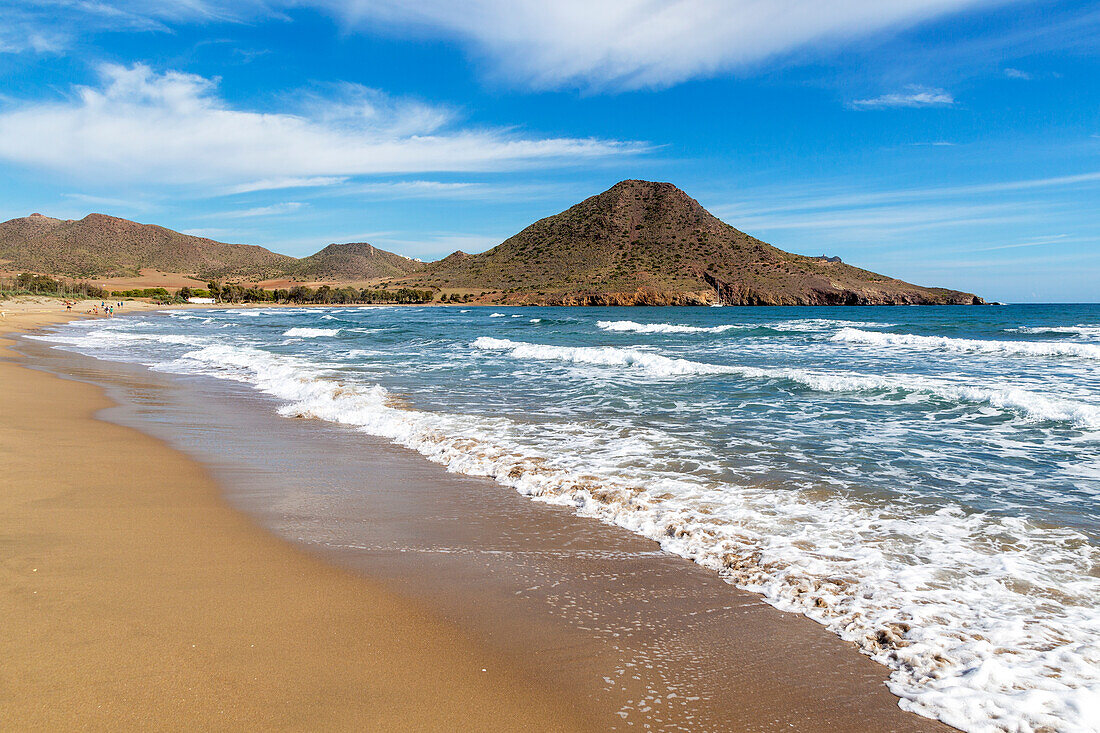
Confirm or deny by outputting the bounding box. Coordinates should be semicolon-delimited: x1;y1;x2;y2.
0;300;590;731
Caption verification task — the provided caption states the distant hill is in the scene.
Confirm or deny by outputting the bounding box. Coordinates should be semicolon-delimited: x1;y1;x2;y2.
288;242;420;281
397;180;982;305
0;214;415;283
0;213;294;280
1;185;983;305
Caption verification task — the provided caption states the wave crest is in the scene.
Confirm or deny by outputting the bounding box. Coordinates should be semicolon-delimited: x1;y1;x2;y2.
284;327;340;337
833;328;1100;359
472;337;1100;428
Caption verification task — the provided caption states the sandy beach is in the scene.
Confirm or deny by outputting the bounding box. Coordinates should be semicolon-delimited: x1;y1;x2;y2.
0;301;590;730
1;299;957;732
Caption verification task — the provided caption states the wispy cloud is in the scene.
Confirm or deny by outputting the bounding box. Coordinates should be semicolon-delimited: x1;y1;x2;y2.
732;202;1034;234
0;0;255;54
967;234;1082;252
308;0;1023;91
208;202;306;218
2;0;1023;91
61;192;160;212
714;170;1100;220
1003;67;1033;79
225;177;350;194
850;85;955;109
0;64;644;186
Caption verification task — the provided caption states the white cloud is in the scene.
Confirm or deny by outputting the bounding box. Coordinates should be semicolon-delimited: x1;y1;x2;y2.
0;0;257;54
732;202;1033;232
208;202;306;218
3;1;1021;90
714;170;1100;219
225;177;350;194
1003;67;1033;79
61;192;159;211
310;0;1016;90
850;85;955;109
0;64;642;185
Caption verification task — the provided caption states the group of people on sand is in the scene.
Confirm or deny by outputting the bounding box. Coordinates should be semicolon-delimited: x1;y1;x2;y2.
66;300;124;316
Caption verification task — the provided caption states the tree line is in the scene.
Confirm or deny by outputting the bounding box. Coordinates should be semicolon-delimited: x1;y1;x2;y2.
1;273;109;299
199;282;437;304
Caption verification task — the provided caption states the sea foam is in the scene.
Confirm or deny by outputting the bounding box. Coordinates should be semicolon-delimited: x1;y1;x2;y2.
833;328;1100;358
284;327;341;337
37;309;1100;733
471;337;1100;428
167;341;1100;733
597;320;740;334
1007;325;1100;338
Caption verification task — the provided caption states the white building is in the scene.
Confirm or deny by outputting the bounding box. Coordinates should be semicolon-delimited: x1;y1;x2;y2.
186;297;216;304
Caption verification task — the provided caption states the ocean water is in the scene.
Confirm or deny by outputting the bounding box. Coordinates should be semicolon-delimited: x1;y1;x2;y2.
35;304;1100;732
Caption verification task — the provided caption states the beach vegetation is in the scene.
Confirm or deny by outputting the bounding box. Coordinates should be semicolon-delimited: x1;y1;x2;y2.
1;273;108;299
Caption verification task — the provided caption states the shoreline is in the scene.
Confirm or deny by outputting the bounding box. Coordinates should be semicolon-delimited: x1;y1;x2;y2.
0;303;595;730
4;300;955;731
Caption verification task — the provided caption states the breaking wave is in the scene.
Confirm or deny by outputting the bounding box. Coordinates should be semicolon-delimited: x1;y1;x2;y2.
471;337;1100;428
283;327;341;338
597;320;740;334
163;341;1100;733
1007;325;1100;339
833;328;1100;359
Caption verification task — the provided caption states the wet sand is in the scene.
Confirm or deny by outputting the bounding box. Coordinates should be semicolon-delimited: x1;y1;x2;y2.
6;303;955;732
0;303;591;730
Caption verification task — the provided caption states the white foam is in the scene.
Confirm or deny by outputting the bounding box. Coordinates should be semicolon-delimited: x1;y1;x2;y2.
283;327;340;338
766;318;897;332
471;337;1100;428
29;329;207;347
530;318;543;323
489;312;507;317
597;320;739;334
834;328;1100;359
1008;325;1100;339
166;342;1100;733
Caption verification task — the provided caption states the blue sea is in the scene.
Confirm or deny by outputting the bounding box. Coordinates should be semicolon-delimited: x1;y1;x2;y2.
37;304;1100;732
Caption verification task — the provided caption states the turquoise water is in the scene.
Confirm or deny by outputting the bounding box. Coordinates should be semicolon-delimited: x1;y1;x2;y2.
39;304;1100;732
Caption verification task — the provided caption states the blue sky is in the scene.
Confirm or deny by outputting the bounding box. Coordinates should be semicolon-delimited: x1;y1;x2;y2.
0;1;1097;302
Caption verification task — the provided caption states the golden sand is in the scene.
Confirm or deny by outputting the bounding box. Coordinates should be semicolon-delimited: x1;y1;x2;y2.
0;300;589;731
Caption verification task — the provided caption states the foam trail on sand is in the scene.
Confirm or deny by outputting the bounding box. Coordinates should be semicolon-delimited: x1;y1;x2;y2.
36;305;1100;733
161;341;1100;733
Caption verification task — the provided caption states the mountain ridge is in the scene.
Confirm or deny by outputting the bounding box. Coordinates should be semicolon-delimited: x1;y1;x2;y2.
396;180;982;305
0;181;983;305
0;212;294;280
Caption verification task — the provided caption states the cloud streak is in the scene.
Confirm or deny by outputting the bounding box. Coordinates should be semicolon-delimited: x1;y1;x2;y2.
311;0;1023;90
4;0;1022;90
0;63;644;185
850;85;955;109
208;202;307;218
